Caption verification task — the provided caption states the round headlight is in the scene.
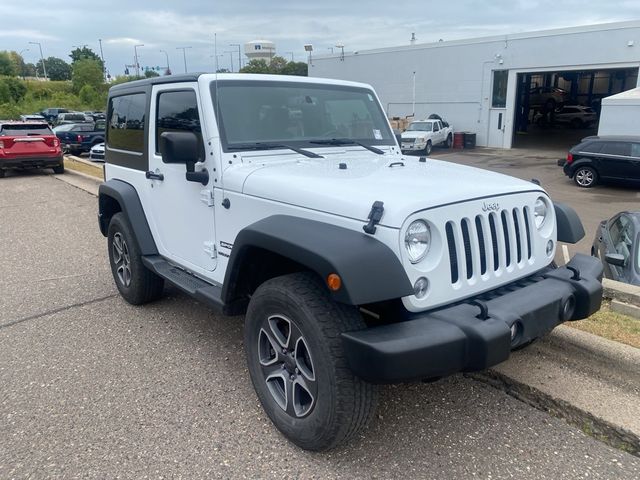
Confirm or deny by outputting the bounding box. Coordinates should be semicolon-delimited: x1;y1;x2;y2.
533;197;548;229
405;220;431;263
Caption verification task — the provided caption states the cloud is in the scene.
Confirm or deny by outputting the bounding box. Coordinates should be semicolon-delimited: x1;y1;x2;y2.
105;37;146;46
0;29;58;41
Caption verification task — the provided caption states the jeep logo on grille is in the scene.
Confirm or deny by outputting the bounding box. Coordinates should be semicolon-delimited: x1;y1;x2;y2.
482;201;500;212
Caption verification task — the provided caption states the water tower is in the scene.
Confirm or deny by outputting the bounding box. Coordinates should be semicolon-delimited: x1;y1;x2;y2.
244;40;276;63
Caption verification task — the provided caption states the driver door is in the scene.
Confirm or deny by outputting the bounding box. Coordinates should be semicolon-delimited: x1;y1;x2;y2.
144;84;217;273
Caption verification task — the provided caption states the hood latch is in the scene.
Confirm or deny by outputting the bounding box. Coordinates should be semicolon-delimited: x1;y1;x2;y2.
363;201;384;234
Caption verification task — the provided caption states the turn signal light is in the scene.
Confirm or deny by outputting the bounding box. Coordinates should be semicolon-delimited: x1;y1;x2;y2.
326;273;342;291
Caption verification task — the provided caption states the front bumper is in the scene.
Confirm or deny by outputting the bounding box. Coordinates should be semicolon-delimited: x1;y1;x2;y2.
0;156;63;170
342;254;603;383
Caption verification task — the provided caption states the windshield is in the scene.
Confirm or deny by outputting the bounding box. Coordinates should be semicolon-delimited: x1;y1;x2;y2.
211;80;394;151
53;124;76;132
406;122;433;132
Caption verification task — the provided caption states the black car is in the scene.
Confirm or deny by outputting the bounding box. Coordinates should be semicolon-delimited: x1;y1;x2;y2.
40;108;70;124
593;211;640;286
53;121;105;156
559;136;640;188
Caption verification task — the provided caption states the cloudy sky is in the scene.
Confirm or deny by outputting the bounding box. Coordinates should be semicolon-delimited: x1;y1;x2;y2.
2;0;640;77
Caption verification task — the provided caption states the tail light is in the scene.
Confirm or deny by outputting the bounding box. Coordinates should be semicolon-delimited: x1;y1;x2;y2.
0;140;3;149
53;138;60;147
0;138;14;149
77;135;83;142
566;152;573;164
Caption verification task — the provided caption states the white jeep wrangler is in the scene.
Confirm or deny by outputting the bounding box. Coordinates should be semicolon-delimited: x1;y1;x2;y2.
98;73;603;451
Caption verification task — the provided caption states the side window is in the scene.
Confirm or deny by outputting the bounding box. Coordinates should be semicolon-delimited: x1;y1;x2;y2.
107;93;146;153
601;142;631;156
156;90;202;154
433;123;440;132
581;142;603;154
631;143;640;158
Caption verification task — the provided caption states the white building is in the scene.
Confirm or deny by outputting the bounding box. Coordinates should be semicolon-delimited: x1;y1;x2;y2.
245;40;276;63
310;21;640;149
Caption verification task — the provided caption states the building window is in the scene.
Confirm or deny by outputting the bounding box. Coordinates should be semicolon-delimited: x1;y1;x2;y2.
492;70;508;108
255;45;261;50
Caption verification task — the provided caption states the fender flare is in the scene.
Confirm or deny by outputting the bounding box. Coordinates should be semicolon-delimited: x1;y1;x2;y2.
98;179;158;255
222;215;413;305
554;202;585;244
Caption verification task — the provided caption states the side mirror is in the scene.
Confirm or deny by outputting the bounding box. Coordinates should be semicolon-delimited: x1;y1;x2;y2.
604;253;626;267
159;131;209;185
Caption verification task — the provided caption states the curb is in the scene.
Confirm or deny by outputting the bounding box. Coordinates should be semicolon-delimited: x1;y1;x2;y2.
54;168;101;196
603;278;640;308
63;155;104;179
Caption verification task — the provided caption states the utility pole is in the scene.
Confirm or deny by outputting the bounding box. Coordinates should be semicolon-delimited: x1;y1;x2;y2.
29;42;47;80
176;46;192;73
134;44;144;78
18;48;29;79
230;44;242;71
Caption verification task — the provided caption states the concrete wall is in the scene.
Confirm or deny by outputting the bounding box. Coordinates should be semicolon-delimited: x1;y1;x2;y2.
310;21;640;147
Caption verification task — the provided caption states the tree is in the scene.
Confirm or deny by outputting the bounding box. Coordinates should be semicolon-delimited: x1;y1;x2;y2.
281;61;308;77
70;47;103;69
23;63;37;77
8;51;26;78
144;69;160;78
0;77;27;102
0;51;17;76
240;59;271;74
38;57;72;81
79;84;98;104
268;56;288;74
216;68;230;73
72;58;103;93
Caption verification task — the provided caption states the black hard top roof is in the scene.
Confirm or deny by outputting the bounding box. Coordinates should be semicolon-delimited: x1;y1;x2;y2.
108;73;203;94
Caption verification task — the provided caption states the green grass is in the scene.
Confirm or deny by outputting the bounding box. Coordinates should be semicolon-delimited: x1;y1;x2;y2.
568;300;640;349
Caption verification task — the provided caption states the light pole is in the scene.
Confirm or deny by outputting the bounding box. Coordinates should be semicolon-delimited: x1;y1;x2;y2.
211;54;224;72
29;41;47;80
304;44;313;66
224;51;235;72
18;48;29;79
285;51;294;62
336;44;345;61
160;50;171;74
134;44;144;78
327;47;334;54
98;39;106;81
229;43;242;70
176;46;192;73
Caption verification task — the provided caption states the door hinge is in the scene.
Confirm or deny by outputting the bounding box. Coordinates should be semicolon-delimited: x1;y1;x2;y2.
203;241;217;259
200;188;214;207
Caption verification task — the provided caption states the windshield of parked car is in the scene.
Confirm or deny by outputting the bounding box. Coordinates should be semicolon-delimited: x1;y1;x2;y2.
0;124;52;136
210;80;395;151
53;124;76;133
406;122;433;132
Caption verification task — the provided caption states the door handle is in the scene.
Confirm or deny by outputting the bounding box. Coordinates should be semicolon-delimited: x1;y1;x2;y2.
145;170;164;181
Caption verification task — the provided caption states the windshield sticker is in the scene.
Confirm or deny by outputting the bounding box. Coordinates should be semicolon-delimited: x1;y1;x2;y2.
373;129;382;140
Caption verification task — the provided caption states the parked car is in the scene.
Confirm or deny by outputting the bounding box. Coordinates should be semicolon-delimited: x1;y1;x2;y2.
0;121;64;177
40;108;71;124
83;111;106;122
89;142;105;161
592;211;640;286
559;136;640;188
529;86;568;111
535;105;597;128
400;117;453;155
20;114;46;122
55;112;94;126
54;121;105;156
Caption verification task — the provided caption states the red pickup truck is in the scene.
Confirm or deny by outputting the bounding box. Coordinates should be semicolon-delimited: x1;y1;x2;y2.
0;121;64;177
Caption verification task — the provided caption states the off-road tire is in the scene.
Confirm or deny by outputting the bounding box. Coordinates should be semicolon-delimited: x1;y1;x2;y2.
52;163;65;174
107;212;164;305
424;140;432;156
573;166;598;188
244;272;378;451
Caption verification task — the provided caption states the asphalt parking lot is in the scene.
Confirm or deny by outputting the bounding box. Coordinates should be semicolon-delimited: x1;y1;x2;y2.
1;167;640;479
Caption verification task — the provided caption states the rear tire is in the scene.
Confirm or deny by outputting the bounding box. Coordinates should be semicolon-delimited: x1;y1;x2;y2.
445;134;452;148
244;272;378;451
107;212;164;305
573;166;598;188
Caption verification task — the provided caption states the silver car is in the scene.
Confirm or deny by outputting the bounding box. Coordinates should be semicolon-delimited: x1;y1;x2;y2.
89;142;105;162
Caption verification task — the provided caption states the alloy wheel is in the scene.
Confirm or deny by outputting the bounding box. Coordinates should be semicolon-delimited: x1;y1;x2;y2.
112;232;132;287
575;168;594;187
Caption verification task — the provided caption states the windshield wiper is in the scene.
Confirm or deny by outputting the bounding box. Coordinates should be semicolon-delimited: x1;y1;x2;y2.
227;142;323;158
309;138;385;155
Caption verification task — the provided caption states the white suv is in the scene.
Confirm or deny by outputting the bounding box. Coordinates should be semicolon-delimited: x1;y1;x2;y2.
98;73;603;451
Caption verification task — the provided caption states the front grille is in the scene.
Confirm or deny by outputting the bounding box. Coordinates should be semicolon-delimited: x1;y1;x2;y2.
445;207;533;284
402;138;416;144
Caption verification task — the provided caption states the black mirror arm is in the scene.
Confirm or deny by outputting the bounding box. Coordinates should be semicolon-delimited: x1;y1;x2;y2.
185;161;209;185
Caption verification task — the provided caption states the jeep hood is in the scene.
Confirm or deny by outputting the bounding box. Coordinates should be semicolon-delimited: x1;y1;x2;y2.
233;154;544;228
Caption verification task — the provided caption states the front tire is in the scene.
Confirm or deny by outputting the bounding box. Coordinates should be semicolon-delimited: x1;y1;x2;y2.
244;272;378;451
107;212;164;304
574;166;598;188
424;140;432;156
